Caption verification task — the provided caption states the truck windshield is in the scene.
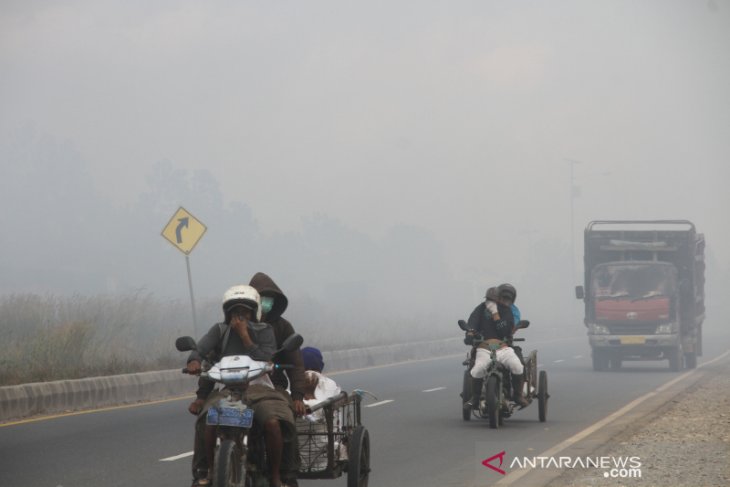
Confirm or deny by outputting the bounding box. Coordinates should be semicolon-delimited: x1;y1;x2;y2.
591;264;677;300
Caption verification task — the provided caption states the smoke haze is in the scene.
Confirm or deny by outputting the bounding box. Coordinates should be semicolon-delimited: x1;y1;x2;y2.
2;1;729;343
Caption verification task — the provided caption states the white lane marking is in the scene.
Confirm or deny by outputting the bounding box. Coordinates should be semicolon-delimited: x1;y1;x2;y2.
422;387;446;392
160;451;194;462
573;355;583;359
554;359;565;363
327;335;585;377
494;349;730;485
365;399;394;408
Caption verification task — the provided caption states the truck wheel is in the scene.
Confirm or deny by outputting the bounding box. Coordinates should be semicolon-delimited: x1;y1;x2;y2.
669;347;683;372
684;351;697;369
592;351;608;372
461;370;472;421
609;357;622;371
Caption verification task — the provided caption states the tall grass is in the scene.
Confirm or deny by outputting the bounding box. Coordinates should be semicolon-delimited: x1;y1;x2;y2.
0;293;202;385
0;292;455;385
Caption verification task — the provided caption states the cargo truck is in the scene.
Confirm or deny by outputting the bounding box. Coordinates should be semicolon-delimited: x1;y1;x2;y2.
575;220;705;371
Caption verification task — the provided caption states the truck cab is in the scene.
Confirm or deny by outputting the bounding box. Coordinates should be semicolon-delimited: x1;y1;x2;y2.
576;221;705;372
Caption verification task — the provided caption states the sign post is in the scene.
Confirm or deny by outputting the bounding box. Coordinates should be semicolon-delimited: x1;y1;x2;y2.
161;207;207;337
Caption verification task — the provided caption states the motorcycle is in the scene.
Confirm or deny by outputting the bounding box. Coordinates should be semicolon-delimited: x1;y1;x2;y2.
458;320;548;428
176;333;303;487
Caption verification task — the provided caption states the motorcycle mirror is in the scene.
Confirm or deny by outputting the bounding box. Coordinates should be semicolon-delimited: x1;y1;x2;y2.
517;320;530;329
457;320;468;331
175;336;197;352
277;333;303;354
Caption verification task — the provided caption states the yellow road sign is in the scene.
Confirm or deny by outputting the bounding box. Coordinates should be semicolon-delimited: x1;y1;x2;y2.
161;207;207;255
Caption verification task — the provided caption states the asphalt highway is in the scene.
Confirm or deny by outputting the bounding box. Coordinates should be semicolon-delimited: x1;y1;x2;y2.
2;327;728;487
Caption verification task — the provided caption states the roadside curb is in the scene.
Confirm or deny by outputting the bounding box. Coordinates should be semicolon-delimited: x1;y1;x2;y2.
493;351;730;486
0;336;463;422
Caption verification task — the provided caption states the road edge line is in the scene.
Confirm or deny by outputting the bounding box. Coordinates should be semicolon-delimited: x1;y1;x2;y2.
494;349;730;485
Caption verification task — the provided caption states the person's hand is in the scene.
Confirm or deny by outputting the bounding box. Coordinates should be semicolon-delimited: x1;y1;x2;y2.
188;398;205;415
187;360;202;375
232;315;255;348
292;399;307;417
231;315;251;338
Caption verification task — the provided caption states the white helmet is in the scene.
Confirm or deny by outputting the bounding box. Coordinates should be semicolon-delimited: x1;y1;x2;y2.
222;285;261;322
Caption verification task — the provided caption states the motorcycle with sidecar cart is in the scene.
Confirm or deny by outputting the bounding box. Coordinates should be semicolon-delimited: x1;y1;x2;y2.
457;320;549;428
176;333;370;487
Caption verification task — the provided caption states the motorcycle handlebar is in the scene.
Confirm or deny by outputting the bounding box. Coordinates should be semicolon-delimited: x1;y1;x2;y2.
180;363;293;374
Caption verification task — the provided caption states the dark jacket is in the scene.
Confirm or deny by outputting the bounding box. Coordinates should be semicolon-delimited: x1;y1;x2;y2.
249;272;306;402
466;301;515;341
190;320;277;400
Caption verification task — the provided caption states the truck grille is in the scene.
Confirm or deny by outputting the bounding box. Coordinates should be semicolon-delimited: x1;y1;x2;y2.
607;323;658;335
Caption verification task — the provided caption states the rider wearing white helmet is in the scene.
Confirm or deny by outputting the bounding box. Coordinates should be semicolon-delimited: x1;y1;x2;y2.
186;285;291;487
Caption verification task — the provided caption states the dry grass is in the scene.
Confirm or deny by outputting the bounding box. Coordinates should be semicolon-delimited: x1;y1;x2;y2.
0;292;199;385
0;292;455;385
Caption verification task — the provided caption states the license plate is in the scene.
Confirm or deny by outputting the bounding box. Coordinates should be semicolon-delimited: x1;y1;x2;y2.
207;406;254;428
620;336;646;345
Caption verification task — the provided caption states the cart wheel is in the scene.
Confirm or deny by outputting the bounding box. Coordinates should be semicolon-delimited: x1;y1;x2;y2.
461;370;472;421
530;354;538;390
485;375;500;429
538;370;548;423
348;426;370;487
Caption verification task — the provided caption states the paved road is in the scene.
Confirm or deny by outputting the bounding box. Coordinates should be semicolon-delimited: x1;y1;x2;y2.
2;327;728;487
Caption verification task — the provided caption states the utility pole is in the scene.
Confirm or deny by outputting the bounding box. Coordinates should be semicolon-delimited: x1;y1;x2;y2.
566;159;582;286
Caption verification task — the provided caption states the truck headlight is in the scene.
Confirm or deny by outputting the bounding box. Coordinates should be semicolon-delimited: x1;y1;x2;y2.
656;323;675;334
591;324;610;335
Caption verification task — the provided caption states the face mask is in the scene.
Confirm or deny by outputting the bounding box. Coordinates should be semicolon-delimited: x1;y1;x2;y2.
261;296;275;315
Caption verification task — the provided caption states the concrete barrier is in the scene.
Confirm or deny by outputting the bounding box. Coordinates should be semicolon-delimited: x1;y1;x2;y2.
0;337;463;422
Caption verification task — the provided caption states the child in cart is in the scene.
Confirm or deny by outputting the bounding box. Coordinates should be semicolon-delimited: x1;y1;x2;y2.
297;347;347;470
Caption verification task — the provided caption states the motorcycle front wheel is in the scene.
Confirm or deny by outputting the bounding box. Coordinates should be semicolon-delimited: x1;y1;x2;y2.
485;375;501;429
461;369;472;421
214;439;245;487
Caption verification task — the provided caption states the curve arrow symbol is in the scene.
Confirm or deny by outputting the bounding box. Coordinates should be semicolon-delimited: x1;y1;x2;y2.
175;217;189;243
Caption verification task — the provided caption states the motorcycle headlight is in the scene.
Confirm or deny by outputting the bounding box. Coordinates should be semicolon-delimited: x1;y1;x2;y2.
656;323;674;334
591;324;610;335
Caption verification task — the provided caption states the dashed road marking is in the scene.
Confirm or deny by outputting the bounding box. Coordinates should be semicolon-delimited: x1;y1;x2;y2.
160;451;194;462
422;387;446;392
366;399;394;408
573;355;583;359
554;359;565;363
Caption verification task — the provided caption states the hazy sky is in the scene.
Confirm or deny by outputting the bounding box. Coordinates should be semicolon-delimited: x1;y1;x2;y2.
2;0;729;282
